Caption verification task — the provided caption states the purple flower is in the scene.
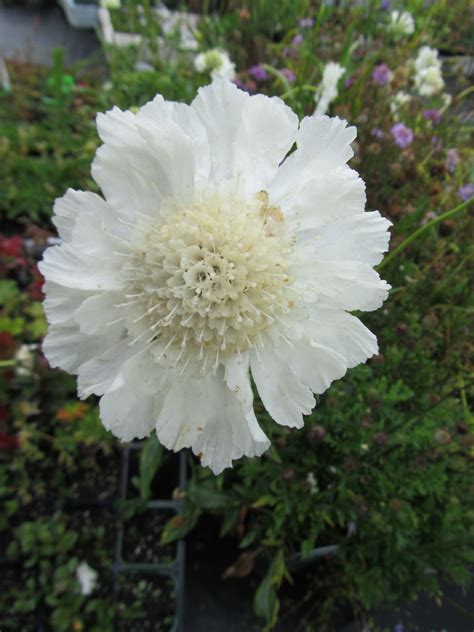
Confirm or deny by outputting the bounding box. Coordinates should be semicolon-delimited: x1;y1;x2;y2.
344;76;354;89
391;123;414;149
232;77;246;90
372;63;391;86
459;184;474;201
445;148;458;173
431;136;442;152
292;33;303;46
423;109;442;125
280;68;296;83
299;18;314;28
248;64;268;81
282;46;298;59
380;0;391;9
393;625;405;632
371;127;385;140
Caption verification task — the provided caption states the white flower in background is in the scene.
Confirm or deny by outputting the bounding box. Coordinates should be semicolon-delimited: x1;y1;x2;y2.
15;344;37;377
314;61;346;116
388;10;415;38
414;46;441;73
413;46;444;96
76;562;98;596
194;49;235;80
389;90;411;116
40;79;391;475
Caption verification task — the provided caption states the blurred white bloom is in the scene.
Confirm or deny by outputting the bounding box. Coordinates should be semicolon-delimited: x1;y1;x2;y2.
415;66;444;96
40;79;391;475
360;443;369;452
76;562;98;596
413;47;444;96
15;344;37;377
415;46;441;73
440;93;452;112
306;472;319;494
194;49;235;80
389;91;411;116
388;10;415;37
314;61;346;116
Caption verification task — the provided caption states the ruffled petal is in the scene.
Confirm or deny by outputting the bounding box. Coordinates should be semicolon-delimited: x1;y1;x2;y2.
233;94;298;193
291;259;390;311
191;78;249;183
305;308;378;369
270;116;357;204
287;338;348;394
155;368;269;474
279;166;366;231
99;349;159;442
296;210;392;267
250;345;315;428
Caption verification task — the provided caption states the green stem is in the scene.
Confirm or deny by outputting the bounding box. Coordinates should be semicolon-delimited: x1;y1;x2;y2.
0;360;15;369
376;197;473;272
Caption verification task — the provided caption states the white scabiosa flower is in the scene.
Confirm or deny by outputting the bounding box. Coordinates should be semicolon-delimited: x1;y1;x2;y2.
389;90;411;116
40;80;391;475
388;10;415;38
413;47;444;96
314;61;346;116
76;562;98;596
194;49;235;80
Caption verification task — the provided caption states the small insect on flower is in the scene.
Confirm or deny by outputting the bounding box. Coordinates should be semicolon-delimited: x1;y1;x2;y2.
40;79;391;474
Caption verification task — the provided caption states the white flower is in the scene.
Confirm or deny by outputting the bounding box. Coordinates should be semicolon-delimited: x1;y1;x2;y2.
15;344;37;377
388;10;415;37
314;62;346;116
40;79;391;475
76;562;98;596
414;46;441;73
194;49;235;80
413;47;444;96
415;65;444;96
389;90;411;116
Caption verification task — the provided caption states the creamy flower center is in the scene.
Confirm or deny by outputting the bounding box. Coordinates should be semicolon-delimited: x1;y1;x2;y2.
119;191;293;371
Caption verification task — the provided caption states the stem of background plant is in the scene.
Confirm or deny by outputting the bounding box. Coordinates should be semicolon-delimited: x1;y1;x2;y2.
281;84;317;101
376;197;473;272
0;360;15;369
260;64;291;93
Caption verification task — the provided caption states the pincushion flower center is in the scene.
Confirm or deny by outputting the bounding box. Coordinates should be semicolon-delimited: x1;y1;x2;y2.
120;191;293;371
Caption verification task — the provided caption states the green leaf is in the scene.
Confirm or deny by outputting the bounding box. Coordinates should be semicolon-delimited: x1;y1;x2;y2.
0;280;18;303
253;548;285;628
160;502;201;545
187;479;238;510
137;435;163;500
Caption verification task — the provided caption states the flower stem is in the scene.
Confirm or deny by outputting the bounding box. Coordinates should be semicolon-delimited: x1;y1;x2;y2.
376;196;473;272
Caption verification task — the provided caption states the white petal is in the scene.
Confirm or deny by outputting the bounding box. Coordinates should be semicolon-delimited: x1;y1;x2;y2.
288;338;347;394
280;166;366;231
43;281;92;326
92;106;196;217
305;308;378;368
292;259;390;311
250;345;315;428
191;78;249;183
156;368;269;474
296;211;392;266
99;349;159;442
39;243;122;292
138;96;211;183
270;116;357;204
233;94;298;193
74;291;124;335
43;324;113;374
77;338;135;398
